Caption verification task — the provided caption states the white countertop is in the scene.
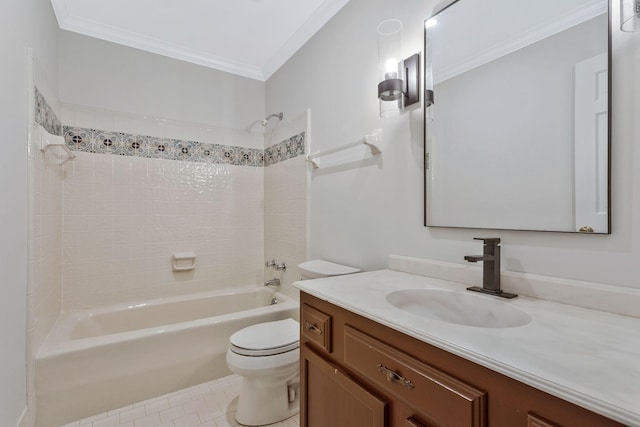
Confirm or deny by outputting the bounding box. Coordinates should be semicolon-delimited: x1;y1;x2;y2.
294;269;640;427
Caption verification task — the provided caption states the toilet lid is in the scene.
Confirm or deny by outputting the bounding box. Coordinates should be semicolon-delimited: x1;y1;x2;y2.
298;259;361;279
230;318;299;356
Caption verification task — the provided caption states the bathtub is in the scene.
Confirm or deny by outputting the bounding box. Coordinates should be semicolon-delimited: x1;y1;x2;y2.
35;286;298;427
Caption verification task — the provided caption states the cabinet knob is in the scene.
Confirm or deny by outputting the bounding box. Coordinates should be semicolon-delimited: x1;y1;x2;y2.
304;321;323;335
376;364;415;390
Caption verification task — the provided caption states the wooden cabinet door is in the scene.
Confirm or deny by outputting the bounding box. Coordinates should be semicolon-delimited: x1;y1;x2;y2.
301;344;389;427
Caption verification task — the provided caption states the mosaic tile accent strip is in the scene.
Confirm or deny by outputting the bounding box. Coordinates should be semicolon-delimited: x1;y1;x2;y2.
34;87;62;136
63;126;265;167
35;85;306;168
264;132;306;167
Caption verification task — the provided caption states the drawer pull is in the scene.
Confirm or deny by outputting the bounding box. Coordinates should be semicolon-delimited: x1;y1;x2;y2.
377;364;415;390
304;321;323;335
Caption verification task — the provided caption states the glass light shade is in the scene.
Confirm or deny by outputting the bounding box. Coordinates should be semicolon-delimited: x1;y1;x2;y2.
621;0;640;31
378;19;404;118
424;32;434;123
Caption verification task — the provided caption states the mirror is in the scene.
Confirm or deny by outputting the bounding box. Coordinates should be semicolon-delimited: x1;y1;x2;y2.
424;0;610;233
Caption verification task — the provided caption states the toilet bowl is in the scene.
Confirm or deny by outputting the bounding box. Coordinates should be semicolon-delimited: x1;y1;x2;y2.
226;318;300;426
226;260;360;426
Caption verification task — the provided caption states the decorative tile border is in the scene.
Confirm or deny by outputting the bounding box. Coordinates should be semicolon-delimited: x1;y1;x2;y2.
264;132;306;167
64;126;265;167
34;87;62;136
65;127;305;168
35;86;305;167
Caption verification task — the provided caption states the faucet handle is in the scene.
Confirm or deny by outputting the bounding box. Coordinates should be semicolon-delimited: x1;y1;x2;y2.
473;237;501;245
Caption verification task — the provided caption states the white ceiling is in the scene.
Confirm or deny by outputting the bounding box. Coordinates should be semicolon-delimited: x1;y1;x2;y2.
50;0;350;81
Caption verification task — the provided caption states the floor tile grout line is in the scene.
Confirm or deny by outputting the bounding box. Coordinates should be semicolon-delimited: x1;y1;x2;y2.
63;374;299;427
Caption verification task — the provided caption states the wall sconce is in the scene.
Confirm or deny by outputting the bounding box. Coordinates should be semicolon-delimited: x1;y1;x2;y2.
621;0;640;31
377;19;420;118
424;17;437;123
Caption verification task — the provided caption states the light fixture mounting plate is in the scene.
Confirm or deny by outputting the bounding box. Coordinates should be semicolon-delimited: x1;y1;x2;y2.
404;53;420;107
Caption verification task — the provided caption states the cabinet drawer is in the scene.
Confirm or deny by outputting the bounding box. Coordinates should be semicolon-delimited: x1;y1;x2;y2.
344;326;486;427
301;303;332;353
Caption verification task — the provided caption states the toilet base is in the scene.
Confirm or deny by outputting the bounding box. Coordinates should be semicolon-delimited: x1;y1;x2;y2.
235;374;300;426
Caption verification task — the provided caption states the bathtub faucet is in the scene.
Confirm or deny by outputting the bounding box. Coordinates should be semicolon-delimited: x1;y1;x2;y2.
264;278;280;287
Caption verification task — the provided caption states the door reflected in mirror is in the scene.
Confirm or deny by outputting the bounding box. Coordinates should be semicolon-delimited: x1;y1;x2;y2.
424;0;610;233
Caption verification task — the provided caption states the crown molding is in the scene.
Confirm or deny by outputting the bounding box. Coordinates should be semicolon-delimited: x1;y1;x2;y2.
56;13;265;80
51;0;350;82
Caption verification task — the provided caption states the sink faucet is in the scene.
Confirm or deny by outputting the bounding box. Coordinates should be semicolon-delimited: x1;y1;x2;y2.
464;237;517;299
264;278;280;287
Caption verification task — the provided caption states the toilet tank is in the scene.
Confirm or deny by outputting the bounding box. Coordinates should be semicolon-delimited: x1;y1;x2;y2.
297;260;361;280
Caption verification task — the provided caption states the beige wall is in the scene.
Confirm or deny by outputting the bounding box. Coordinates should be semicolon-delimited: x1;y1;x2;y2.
266;0;640;289
0;0;60;424
58;31;265;132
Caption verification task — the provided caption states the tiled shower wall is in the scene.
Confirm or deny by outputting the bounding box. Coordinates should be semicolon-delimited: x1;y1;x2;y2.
30;85;307;424
61;106;265;310
29;85;65;427
263;111;309;300
31;87;64;352
33;95;309;311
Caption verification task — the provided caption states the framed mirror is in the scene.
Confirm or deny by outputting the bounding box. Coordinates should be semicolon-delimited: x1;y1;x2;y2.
424;0;611;233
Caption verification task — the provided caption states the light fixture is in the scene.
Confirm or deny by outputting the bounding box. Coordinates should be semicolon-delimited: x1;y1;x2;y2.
377;19;420;118
424;18;436;123
621;0;640;32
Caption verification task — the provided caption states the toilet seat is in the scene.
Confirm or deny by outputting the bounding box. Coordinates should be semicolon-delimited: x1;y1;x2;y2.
229;318;299;357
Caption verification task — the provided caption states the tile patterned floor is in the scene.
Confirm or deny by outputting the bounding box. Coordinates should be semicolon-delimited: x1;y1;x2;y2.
61;374;300;427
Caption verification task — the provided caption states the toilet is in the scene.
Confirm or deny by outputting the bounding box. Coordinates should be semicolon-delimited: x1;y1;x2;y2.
226;259;360;426
297;259;361;280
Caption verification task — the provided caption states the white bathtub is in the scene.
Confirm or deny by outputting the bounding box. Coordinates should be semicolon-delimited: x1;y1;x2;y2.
35;286;299;427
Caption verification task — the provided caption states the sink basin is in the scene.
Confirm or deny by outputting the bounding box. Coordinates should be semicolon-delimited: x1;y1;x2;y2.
386;288;532;328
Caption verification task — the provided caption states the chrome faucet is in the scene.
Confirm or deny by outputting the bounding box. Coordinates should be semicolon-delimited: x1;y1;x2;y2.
464;237;517;299
264;278;281;287
265;260;286;271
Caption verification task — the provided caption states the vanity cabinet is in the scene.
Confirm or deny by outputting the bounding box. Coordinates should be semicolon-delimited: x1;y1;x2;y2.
299;292;624;427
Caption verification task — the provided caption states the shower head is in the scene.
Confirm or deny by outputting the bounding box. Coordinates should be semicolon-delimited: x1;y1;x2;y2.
261;112;284;126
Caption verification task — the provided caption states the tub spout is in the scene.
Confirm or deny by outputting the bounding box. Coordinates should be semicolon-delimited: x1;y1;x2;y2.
264;278;280;287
